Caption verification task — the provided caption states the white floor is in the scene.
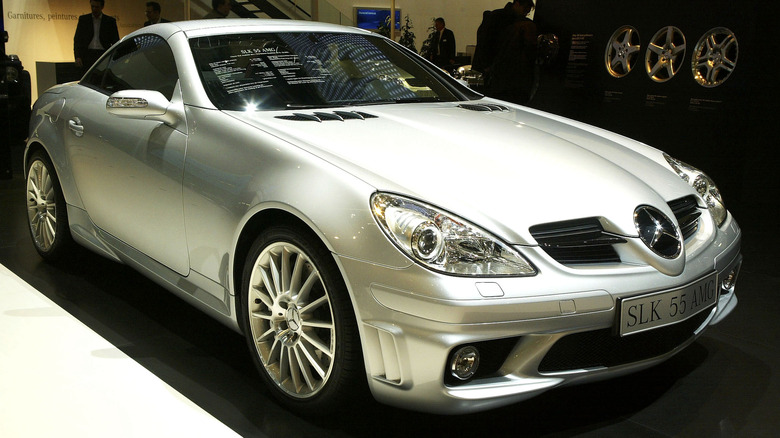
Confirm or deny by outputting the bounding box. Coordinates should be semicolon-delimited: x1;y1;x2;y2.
0;264;240;438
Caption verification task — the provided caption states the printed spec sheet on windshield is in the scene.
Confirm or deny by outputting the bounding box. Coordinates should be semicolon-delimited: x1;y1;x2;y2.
209;47;328;94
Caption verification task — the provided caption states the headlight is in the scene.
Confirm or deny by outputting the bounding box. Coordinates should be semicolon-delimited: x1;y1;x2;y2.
664;153;727;226
371;193;536;276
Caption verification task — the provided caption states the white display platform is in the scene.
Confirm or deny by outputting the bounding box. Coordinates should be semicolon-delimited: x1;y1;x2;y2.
0;264;240;438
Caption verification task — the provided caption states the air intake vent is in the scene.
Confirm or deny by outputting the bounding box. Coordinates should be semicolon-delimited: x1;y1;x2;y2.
275;111;378;122
668;196;701;240
458;103;510;112
538;310;709;372
530;218;626;265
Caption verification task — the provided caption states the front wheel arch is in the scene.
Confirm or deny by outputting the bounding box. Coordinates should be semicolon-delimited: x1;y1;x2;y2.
233;210;318;333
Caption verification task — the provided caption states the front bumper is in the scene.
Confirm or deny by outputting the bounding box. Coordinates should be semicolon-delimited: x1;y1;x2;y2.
336;215;741;414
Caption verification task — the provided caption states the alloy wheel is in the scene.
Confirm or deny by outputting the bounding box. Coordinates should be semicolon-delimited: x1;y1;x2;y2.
246;241;336;399
26;159;58;252
605;25;641;78
645;26;686;82
692;27;738;87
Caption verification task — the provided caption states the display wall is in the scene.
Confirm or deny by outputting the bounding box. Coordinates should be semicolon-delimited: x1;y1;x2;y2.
530;0;775;212
3;0;191;101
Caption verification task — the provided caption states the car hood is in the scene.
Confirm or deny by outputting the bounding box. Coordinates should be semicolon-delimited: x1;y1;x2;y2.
229;102;694;244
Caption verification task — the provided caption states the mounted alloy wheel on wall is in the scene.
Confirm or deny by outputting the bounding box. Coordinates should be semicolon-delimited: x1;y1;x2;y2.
691;27;739;88
645;26;686;82
605;25;641;78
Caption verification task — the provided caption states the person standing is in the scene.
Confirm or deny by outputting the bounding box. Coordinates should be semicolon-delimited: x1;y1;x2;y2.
73;0;120;73
430;18;456;68
204;0;232;19
144;2;170;26
474;0;537;104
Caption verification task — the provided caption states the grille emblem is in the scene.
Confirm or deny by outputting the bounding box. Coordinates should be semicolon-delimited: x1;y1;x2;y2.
634;206;682;258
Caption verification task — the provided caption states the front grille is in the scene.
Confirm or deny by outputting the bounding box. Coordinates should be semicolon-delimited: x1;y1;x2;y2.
668;196;701;240
530;218;626;265
538;310;710;373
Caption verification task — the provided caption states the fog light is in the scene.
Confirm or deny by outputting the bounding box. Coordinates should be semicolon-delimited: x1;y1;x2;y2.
721;267;739;293
450;346;480;381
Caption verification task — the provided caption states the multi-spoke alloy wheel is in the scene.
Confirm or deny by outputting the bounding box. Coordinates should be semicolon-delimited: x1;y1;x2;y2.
26;151;71;260
692;27;738;88
242;226;363;411
248;240;335;398
605;26;641;78
645;26;686;82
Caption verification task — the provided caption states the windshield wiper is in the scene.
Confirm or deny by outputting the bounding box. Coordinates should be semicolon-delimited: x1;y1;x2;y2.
285;97;444;110
285;103;346;110
353;97;444;106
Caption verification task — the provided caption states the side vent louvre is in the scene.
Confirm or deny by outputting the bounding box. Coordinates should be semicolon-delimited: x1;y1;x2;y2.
275;111;378;122
459;103;510;112
363;325;402;385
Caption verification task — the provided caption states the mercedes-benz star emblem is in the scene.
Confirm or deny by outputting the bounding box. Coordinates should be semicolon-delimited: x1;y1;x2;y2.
634;206;682;258
286;306;302;332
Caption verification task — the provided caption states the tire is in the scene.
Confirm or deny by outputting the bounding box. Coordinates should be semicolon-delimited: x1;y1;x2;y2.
25;150;73;261
240;225;366;414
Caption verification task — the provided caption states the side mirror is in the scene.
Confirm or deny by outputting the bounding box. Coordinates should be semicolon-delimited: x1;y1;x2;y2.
106;89;181;126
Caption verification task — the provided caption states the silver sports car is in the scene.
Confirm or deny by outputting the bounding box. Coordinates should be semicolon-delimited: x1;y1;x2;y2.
25;19;741;415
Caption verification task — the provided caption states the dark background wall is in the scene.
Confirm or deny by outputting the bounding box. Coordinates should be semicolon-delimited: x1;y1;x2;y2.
529;0;777;218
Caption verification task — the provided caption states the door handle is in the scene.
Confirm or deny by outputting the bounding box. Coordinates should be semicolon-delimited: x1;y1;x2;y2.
68;118;84;137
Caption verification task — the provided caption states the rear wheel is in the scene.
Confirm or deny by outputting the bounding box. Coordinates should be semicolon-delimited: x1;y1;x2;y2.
241;225;365;414
25;150;73;261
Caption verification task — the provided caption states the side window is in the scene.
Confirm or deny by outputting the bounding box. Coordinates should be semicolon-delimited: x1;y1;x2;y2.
89;34;179;100
82;55;111;89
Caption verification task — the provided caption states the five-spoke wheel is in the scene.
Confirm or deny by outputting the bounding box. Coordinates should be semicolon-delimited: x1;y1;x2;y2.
645;26;686;82
605;26;641;78
692;27;738;88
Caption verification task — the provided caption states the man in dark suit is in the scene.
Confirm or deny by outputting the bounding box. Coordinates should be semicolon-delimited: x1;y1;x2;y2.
73;0;120;73
204;0;232;19
144;2;170;26
430;17;456;67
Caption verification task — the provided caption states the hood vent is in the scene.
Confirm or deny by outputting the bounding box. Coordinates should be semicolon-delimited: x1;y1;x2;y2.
275;111;378;122
458;103;510;112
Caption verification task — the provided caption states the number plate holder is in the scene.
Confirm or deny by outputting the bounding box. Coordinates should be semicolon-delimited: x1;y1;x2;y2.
617;272;718;337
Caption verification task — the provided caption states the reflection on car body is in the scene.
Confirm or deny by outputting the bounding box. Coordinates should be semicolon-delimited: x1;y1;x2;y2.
25;19;741;415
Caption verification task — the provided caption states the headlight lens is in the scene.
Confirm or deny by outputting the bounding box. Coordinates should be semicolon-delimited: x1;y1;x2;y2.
664;153;727;226
371;193;536;276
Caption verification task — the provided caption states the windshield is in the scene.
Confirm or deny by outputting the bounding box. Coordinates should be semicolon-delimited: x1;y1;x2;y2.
189;32;469;111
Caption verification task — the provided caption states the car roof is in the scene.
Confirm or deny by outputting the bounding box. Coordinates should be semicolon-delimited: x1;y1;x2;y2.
134;18;375;39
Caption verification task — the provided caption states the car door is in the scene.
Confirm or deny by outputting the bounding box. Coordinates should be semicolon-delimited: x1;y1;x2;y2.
65;34;190;275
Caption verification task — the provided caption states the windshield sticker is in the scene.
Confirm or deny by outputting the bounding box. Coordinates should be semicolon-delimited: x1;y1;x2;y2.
208;47;328;94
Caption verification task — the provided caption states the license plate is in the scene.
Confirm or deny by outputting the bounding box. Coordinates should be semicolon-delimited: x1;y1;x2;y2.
618;273;718;336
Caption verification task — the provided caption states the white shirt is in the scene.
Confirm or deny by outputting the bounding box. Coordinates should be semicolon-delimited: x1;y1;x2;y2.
88;14;104;50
